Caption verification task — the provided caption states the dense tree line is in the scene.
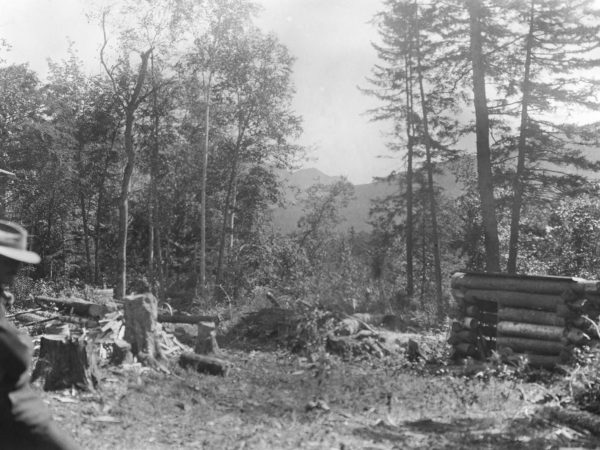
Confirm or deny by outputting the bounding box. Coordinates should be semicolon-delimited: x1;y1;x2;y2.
4;0;600;320
365;0;600;315
0;0;303;302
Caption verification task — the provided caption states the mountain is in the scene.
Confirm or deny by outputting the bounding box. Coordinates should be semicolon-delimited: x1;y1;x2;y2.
271;167;464;234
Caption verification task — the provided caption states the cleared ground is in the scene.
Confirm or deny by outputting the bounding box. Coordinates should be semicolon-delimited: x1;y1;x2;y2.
41;347;600;450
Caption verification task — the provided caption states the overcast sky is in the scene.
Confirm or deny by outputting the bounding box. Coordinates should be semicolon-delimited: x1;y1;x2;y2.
0;0;394;184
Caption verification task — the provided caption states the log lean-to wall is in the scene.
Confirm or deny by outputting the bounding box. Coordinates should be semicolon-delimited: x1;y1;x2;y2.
449;272;600;369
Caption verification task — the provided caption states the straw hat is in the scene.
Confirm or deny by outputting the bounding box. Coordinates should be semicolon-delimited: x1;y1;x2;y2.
0;221;40;264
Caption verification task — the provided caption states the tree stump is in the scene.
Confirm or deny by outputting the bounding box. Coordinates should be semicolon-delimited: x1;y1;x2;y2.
123;293;163;364
195;321;219;355
111;339;133;365
31;334;98;391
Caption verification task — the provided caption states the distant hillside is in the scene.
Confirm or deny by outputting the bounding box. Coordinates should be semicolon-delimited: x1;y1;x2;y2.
271;167;464;234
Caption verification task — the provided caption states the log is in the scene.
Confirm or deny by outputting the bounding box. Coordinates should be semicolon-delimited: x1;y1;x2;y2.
27;309;98;328
498;307;564;327
35;295;116;319
195;321;219;355
123;293;163;363
451;272;599;295
14;312;50;325
179;352;229;376
454;320;496;337
497;321;564;341
563;328;590;345
545;407;600;436
6;307;44;319
462;317;478;330
496;336;565;355
157;313;220;325
505;353;562;369
556;303;578;319
336;318;363;336
464;289;563;311
31;334;99;391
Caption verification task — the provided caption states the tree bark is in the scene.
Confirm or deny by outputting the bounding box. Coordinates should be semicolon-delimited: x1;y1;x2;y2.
115;50;151;300
34;295;116;319
404;53;415;297
148;52;160;294
498;306;564;327
77;142;92;282
123;293;163;364
467;0;501;272
199;98;210;299
463;289;563;311
195;321;219;354
496;336;564;355
497;321;564;341
31;335;99;391
94;129;117;284
507;0;535;274
414;8;444;314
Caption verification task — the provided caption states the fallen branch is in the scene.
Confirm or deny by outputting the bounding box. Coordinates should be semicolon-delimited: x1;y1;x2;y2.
544;407;600;437
7;307;45;319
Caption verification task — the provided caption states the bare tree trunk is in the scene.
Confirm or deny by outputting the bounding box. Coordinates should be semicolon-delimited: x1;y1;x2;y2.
76;142;93;282
404;53;415;297
199;98;210;299
148;53;160;293
467;0;501;273
113;50;152;300
79;192;92;282
94;130;116;285
215;113;250;293
116;115;135;299
155;226;166;300
415;10;444;315
215;153;239;290
228;176;238;251
507;0;535;274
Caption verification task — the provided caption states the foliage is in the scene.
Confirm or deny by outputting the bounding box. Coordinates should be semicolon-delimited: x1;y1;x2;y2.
517;191;600;277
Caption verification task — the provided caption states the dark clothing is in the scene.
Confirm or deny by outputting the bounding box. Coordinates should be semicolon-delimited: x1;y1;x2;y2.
0;319;79;449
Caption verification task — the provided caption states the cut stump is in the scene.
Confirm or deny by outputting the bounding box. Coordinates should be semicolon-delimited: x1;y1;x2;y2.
31;334;98;391
111;339;133;365
123;293;162;363
195;321;219;355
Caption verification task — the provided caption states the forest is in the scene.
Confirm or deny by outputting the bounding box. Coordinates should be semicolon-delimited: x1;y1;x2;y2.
6;0;600;447
4;0;600;324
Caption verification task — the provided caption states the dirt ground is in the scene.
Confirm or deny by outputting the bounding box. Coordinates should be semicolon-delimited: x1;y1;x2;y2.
40;346;600;450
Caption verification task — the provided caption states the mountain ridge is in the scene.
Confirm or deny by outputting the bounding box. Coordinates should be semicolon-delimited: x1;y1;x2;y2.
271;166;463;234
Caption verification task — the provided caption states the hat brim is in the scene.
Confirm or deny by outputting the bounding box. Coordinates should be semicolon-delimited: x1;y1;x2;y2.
0;246;41;264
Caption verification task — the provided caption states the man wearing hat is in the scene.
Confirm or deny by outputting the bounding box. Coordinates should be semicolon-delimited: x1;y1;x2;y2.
0;221;79;449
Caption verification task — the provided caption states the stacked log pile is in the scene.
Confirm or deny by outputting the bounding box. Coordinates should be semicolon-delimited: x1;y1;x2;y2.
449;272;600;368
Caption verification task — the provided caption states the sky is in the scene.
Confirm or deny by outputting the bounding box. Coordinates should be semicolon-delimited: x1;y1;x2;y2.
0;0;394;184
